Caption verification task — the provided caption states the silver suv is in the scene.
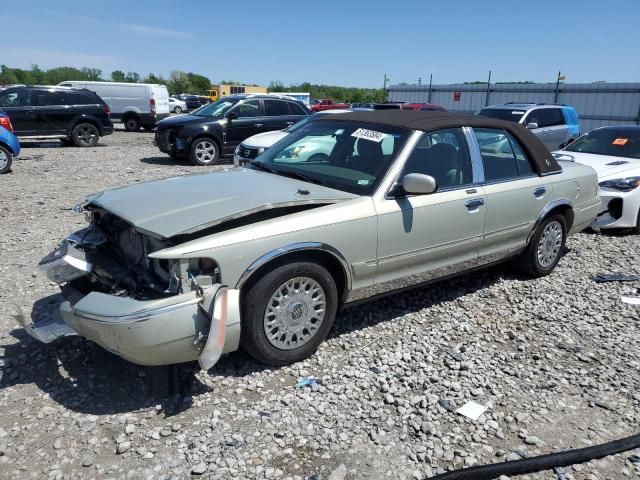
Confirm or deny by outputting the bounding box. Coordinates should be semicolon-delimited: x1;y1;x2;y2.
478;103;580;151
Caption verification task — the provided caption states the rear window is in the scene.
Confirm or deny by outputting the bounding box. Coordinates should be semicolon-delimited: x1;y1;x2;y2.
478;108;525;123
288;102;308;116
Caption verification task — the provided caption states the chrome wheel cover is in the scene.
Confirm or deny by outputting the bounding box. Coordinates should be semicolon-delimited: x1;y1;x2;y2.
537;220;563;268
0;150;8;170
77;125;97;146
263;277;326;350
194;140;216;163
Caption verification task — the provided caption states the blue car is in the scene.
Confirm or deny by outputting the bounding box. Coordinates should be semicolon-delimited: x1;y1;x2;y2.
0;112;20;174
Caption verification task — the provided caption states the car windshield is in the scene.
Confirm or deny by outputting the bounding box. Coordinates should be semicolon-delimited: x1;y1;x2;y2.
564;128;640;159
478;108;525;123
192;98;238;118
248;120;411;195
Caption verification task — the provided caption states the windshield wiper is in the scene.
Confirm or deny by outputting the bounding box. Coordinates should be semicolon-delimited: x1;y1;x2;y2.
271;168;326;186
249;160;276;173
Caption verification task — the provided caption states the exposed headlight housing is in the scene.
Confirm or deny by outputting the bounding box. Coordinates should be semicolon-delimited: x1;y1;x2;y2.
599;176;640;192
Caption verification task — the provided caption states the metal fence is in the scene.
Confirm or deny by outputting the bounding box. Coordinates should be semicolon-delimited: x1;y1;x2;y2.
388;82;640;132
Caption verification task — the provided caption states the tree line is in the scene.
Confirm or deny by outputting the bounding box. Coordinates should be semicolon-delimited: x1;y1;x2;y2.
0;64;386;102
0;64;212;96
268;81;385;103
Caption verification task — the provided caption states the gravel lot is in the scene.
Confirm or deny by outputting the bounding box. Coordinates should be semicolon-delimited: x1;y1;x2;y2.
1;128;639;480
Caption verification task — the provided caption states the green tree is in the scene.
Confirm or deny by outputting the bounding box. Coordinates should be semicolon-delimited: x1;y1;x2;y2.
186;72;211;94
168;70;191;94
81;67;102;81
0;65;19;85
125;71;140;83
111;70;126;82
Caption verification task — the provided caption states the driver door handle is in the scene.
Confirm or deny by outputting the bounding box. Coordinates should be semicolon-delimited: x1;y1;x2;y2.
254;123;263;128
465;198;485;210
534;187;547;198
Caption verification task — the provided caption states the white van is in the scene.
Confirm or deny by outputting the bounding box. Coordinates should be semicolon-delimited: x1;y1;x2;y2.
57;81;170;131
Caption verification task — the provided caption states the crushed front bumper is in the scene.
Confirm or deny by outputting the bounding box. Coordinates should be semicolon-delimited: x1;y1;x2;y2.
24;286;241;369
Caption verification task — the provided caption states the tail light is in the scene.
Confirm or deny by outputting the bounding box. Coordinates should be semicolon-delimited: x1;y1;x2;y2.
150;98;156;115
103;104;110;117
0;116;13;133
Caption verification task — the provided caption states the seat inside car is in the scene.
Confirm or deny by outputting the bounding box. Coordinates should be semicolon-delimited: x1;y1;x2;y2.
351;139;384;175
404;143;466;188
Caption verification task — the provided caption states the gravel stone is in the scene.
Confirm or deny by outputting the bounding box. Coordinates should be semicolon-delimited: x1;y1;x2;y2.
0;128;638;479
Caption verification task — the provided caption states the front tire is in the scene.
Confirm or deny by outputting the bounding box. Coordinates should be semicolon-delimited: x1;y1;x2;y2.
71;123;99;147
174;106;183;114
518;214;567;277
631;209;640;235
0;145;13;174
189;137;220;165
124;116;140;132
241;262;338;366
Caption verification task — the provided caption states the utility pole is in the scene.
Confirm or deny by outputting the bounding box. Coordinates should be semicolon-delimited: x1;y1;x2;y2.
485;70;492;107
418;77;422;86
383;74;389;101
427;73;433;103
554;71;564;103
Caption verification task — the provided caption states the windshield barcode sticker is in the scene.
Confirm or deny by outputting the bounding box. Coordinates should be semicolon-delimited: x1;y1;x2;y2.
351;128;387;143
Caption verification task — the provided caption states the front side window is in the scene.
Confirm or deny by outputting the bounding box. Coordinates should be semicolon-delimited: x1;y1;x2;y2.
249;120;411;195
288;102;307;115
475;128;535;181
231;99;262;118
36;90;67;106
0;90;31;108
264;100;289;116
524;110;544;127
400;128;472;189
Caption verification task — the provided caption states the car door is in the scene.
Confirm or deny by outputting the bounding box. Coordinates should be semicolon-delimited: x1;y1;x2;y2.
35;89;74;136
261;99;292;132
472;127;552;261
224;99;264;151
374;128;486;290
540;107;567;150
0;89;37;136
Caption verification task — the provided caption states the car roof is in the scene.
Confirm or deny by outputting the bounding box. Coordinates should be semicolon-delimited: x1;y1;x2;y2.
592;125;640;133
485;103;570;110
314;110;561;175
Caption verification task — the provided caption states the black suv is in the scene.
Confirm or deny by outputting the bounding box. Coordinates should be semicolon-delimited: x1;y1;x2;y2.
0;86;113;147
155;95;310;165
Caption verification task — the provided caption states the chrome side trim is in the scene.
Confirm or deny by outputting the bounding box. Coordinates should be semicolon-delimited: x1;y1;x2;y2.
526;198;573;243
235;242;352;297
463;126;485;184
74;297;202;324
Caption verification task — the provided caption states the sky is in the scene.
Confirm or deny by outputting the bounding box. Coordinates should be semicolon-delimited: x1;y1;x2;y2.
4;0;640;88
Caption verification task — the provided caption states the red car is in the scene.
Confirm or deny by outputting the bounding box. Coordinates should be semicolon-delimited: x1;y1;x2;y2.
309;99;350;112
401;103;446;112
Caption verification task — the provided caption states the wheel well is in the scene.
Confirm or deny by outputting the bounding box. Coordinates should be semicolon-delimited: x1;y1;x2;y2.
0;141;14;155
239;250;348;304
548;204;574;231
123;112;139;121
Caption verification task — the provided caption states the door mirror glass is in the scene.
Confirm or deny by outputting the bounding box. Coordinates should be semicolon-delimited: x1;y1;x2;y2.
402;173;437;195
526;122;538;129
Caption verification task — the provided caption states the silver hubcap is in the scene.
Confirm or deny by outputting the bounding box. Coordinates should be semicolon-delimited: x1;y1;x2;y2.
537;220;563;268
195;140;216;163
0;150;8;170
77;125;97;145
263;277;326;350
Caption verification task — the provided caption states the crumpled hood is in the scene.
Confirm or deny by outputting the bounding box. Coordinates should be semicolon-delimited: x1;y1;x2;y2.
553;151;640;180
241;130;289;148
87;168;357;238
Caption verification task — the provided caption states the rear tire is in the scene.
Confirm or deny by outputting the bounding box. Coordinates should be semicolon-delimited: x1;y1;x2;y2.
189;137;220;165
240;262;338;366
124;116;140;132
517;214;567;277
0;145;13;174
71;123;99;147
174;106;183;113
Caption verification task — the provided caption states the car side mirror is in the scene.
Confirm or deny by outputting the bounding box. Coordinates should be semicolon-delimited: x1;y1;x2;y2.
227;112;238;121
402;173;437;195
526;122;539;129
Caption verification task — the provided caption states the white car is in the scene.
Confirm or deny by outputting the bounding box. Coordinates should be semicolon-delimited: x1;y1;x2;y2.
233;109;369;166
168;97;187;114
553;126;640;233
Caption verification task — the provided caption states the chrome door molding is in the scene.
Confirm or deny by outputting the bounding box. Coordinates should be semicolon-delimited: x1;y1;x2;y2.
463;126;485;184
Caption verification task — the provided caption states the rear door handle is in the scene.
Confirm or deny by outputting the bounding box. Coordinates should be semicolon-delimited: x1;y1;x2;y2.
254;123;263;128
534;187;547;198
465;198;485;210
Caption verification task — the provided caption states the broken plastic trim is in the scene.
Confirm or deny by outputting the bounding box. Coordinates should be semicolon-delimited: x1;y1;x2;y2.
197;286;227;370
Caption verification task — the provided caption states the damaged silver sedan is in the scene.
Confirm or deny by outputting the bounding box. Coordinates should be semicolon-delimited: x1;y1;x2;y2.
25;111;601;369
